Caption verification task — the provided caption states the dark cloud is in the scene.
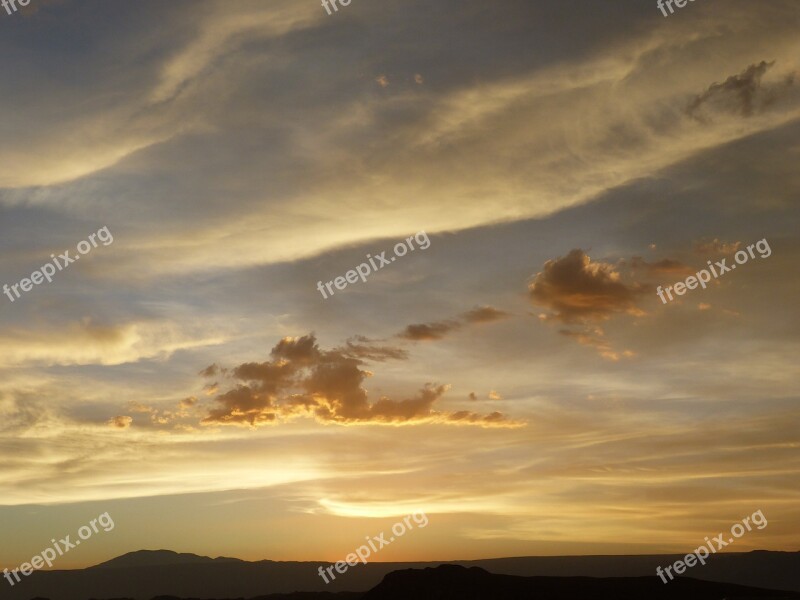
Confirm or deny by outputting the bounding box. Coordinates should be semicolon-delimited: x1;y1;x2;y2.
399;321;461;341
461;306;511;324
446;411;512;426
686;61;797;121
199;364;220;378
399;305;510;341
645;259;693;275
271;334;320;364
529;249;647;323
180;396;198;408
202;334;522;428
367;384;448;422
398;321;461;341
204;385;278;426
467;390;504;401
335;336;409;362
530;250;648;360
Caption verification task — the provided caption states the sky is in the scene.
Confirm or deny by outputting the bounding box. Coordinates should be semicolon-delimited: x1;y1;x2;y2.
0;0;798;569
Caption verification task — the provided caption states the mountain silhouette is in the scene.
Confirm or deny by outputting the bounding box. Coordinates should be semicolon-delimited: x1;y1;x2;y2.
92;550;242;569
362;564;800;599
3;550;799;600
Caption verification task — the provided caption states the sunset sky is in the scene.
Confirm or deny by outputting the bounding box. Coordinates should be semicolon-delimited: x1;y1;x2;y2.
1;0;798;569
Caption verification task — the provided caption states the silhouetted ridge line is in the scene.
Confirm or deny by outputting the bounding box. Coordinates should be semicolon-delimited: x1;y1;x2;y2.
362;565;800;600
92;550;242;569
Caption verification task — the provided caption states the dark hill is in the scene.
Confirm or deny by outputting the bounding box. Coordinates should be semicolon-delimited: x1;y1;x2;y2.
362;564;800;600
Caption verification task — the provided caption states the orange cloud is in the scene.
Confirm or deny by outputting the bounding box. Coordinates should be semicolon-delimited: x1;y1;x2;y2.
529;249;647;323
694;238;742;255
559;328;634;362
202;335;522;428
107;415;132;429
629;257;694;276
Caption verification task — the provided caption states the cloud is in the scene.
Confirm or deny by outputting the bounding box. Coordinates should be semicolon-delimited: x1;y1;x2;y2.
686;61;797;121
399;321;461;341
399;306;510;341
467;390;505;401
0;391;50;434
629;257;694;276
529;249;647;323
530;250;653;359
204;385;278;426
199;364;221;377
0;319;225;367
107;416;133;429
202;334;522;428
128;402;155;414
559;328;634;362
461;306;511;324
122;396;202;429
694;238;742;255
335;336;409;362
149;1;322;104
3;1;800;282
444;411;515;426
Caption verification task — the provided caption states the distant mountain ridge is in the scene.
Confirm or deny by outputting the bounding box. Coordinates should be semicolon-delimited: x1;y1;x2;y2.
92;550;242;569
3;549;798;600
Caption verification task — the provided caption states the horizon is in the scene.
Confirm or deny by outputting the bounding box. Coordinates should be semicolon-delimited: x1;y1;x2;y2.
1;0;799;579
26;547;800;571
